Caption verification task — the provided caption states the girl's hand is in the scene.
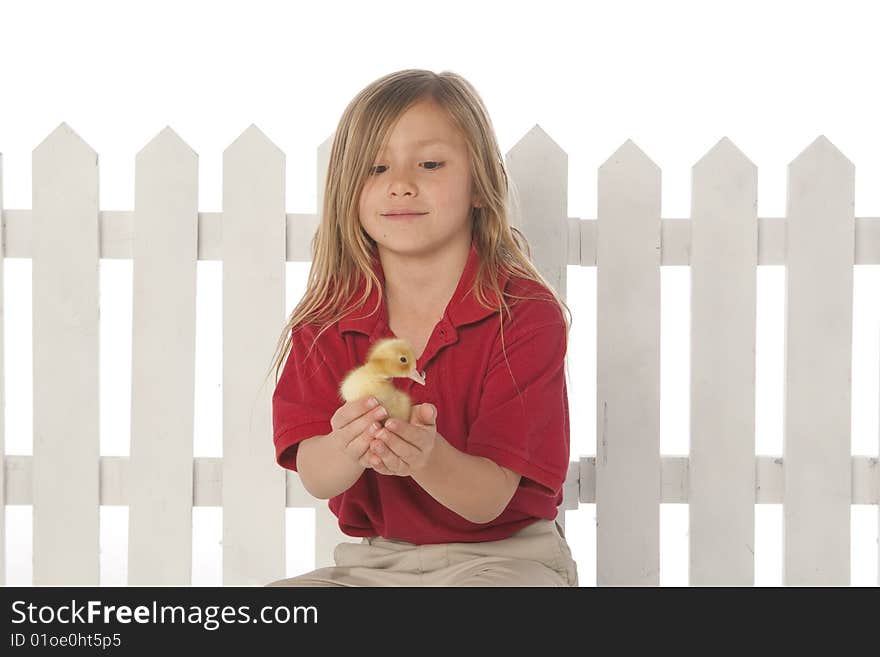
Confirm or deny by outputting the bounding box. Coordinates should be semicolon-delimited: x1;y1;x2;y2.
328;397;391;467
358;403;438;476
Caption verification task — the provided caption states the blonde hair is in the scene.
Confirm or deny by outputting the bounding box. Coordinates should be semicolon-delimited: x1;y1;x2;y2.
264;68;572;389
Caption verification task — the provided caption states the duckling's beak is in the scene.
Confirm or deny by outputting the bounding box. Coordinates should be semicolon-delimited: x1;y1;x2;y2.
407;367;426;386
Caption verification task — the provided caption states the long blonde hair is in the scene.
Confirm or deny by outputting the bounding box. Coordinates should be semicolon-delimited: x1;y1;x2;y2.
264;68;572;389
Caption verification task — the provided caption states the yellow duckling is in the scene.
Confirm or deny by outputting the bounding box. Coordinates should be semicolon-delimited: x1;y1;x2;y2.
339;337;426;422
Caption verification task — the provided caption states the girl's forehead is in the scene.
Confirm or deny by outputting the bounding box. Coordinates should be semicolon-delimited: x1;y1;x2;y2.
380;105;465;151
379;137;455;153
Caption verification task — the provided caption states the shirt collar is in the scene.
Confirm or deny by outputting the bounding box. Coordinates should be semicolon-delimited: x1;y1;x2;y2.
337;236;508;338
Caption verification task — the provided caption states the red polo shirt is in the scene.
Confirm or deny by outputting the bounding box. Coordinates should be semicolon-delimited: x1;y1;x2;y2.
272;238;570;544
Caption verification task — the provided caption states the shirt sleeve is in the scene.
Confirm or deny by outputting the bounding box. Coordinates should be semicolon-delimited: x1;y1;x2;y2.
465;321;571;495
272;326;344;471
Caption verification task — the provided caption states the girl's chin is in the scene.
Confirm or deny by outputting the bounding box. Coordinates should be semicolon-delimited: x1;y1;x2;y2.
374;237;438;254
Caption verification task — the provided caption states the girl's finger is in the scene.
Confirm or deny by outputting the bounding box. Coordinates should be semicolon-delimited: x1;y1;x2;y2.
348;422;381;460
354;430;371;451
374;443;401;473
360;452;391;475
372;453;396;475
375;429;418;462
380;442;412;474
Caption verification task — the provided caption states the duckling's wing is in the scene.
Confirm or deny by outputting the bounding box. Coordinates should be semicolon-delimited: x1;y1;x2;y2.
339;367;378;403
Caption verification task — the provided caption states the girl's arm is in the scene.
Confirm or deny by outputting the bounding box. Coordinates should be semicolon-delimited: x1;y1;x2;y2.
297;433;365;499
411;435;518;524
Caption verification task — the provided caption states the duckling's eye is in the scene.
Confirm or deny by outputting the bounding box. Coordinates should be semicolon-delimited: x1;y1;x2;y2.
400;356;407;363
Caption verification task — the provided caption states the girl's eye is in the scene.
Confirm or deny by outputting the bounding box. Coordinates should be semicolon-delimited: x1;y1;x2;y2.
368;161;445;175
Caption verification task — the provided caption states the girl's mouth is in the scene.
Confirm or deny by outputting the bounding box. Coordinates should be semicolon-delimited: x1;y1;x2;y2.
383;212;428;220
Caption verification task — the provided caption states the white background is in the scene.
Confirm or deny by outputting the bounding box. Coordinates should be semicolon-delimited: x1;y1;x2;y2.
1;0;878;586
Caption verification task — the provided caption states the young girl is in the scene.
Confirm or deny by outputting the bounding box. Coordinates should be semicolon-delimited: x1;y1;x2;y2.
265;69;578;586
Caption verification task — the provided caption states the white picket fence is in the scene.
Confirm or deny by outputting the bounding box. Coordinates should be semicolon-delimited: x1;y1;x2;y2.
1;123;878;586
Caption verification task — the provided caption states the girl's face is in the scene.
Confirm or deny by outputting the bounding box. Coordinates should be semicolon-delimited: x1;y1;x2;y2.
358;99;480;255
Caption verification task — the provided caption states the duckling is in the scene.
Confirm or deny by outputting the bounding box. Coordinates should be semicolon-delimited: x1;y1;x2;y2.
339;337;426;422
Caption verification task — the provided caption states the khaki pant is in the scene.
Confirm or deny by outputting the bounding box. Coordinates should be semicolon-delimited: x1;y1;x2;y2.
266;518;579;587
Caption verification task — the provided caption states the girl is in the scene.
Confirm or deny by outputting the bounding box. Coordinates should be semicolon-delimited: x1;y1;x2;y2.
266;69;578;586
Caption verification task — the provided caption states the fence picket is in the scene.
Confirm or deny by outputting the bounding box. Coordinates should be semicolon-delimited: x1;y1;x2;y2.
221;125;286;585
784;136;854;585
31;123;100;585
506;125;570;530
689;138;758;585
0;152;5;585
311;132;357;568
596;140;661;585
128;127;198;585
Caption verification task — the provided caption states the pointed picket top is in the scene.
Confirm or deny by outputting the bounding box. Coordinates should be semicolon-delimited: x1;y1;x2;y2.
318;132;334;159
599;139;659;176
317;131;334;168
316;130;336;187
505;124;567;214
136;126;197;163
693;137;756;174
789;134;853;176
692;137;757;213
508;124;566;161
787;135;854;219
317;132;335;204
33;122;96;162
223;123;283;160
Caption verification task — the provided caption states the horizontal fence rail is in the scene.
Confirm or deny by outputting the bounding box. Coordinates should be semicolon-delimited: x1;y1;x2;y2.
4;455;879;506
